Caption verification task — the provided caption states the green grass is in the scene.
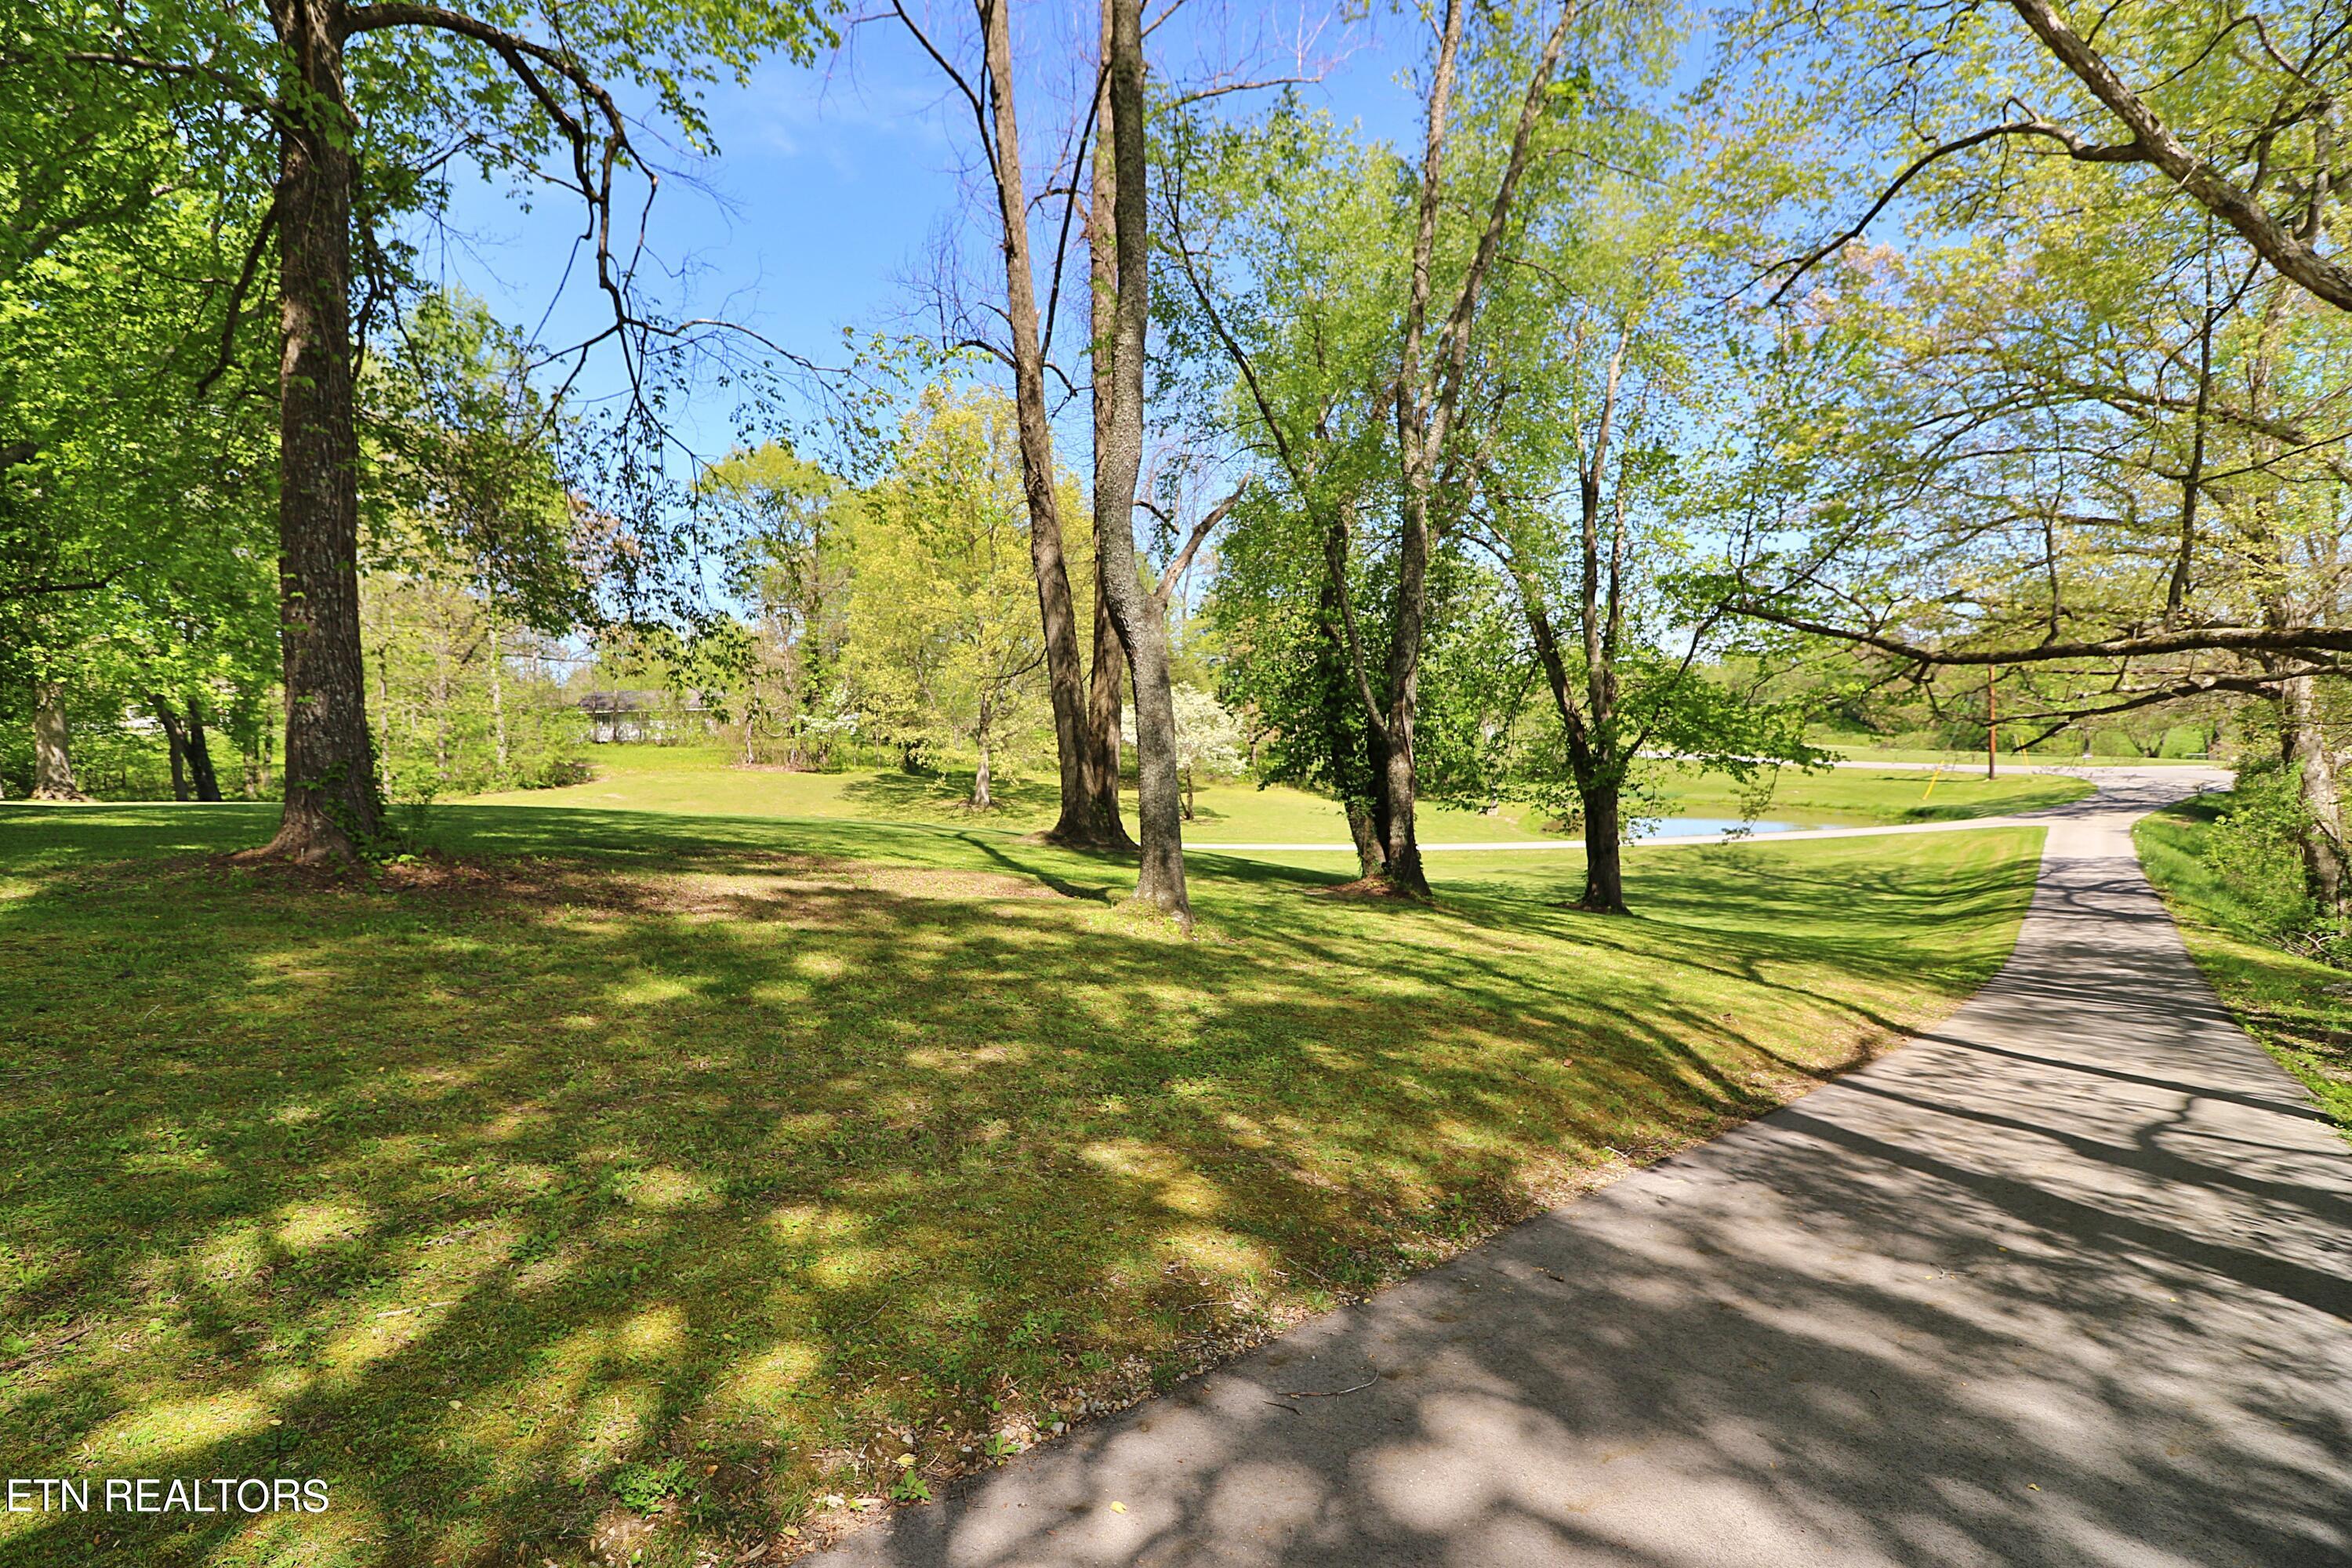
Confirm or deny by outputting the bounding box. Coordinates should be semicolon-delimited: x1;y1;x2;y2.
2136;800;2352;1137
466;746;1571;843
1814;743;2211;768
0;791;2044;1567
1653;761;2091;826
463;744;2090;840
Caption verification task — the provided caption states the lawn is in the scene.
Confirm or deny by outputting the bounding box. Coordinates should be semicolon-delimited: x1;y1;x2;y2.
1;791;2043;1566
2136;801;2352;1138
1650;760;2089;828
464;744;2091;840
1813;742;2212;768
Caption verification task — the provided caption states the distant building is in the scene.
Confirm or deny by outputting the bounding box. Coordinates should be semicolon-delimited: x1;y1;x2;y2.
575;689;710;744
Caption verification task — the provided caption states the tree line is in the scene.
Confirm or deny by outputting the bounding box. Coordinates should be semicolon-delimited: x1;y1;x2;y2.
4;0;2349;924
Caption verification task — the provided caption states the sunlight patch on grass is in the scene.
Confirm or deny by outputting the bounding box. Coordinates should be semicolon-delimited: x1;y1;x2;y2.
273;1202;372;1251
85;1390;273;1467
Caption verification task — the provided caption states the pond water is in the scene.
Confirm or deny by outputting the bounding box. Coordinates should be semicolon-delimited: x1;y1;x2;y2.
1632;817;1800;840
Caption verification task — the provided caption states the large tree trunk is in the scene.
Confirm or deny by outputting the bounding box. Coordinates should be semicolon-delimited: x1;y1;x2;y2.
1377;497;1432;896
1079;64;1136;851
1084;565;1131;841
1316;497;1389;881
2281;671;2350;915
972;0;1102;850
154;696;192;800
1578;776;1628;915
185;697;223;801
31;682;85;800
1094;0;1188;922
260;0;381;861
1344;796;1385;879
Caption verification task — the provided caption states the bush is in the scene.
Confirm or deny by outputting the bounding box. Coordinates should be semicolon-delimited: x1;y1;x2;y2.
2203;760;2336;957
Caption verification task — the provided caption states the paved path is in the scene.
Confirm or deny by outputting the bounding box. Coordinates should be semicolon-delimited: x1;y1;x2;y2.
817;768;2352;1568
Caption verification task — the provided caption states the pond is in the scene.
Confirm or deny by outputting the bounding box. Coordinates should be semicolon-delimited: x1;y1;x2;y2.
1632;817;1801;840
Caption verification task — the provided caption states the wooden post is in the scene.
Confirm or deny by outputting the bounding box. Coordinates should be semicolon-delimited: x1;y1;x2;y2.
1986;663;1998;780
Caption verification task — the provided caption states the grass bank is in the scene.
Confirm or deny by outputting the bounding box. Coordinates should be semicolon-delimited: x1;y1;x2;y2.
2136;800;2352;1137
0;797;2042;1566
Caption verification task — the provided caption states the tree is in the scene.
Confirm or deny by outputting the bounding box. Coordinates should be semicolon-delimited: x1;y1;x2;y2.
1711;103;2352;905
840;390;1051;808
882;0;1125;845
701;442;851;768
31;0;829;856
0;85;281;803
1754;0;2352;315
1164;0;1621;896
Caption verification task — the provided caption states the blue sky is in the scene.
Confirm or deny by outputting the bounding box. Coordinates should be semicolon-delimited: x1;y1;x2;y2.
410;4;1429;462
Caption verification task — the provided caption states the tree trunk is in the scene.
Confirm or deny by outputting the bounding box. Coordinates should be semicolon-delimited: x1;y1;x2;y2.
1344;797;1385;880
30;681;85;800
185;697;223;801
2281;671;2349;915
431;656;452;786
1579;778;1628;915
973;731;993;808
972;0;1100;849
154;696;191;800
1373;0;1465;903
1094;0;1189;923
1318;499;1388;881
488;618;510;776
1084;570;1133;844
260;0;381;860
1377;498;1432;897
1080;71;1137;852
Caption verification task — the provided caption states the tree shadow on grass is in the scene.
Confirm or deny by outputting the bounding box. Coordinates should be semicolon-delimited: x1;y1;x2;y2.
0;804;2044;1567
837;771;1058;825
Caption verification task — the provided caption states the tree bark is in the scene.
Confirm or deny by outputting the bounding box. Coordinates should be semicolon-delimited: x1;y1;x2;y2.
1094;0;1189;922
30;681;85;800
260;0;382;860
2281;670;2349;915
1580;779;1628;914
185;696;223;800
1316;496;1389;880
972;0;1102;849
1085;562;1131;839
154;696;192;800
1080;58;1137;851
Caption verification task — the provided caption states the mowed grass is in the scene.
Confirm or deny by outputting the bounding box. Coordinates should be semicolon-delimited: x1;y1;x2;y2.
1815;743;2211;768
464;744;2090;837
2136;801;2352;1136
1;792;2042;1567
1652;761;2089;827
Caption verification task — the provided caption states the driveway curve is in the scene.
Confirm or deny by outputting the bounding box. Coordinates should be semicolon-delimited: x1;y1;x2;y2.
815;767;2352;1568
